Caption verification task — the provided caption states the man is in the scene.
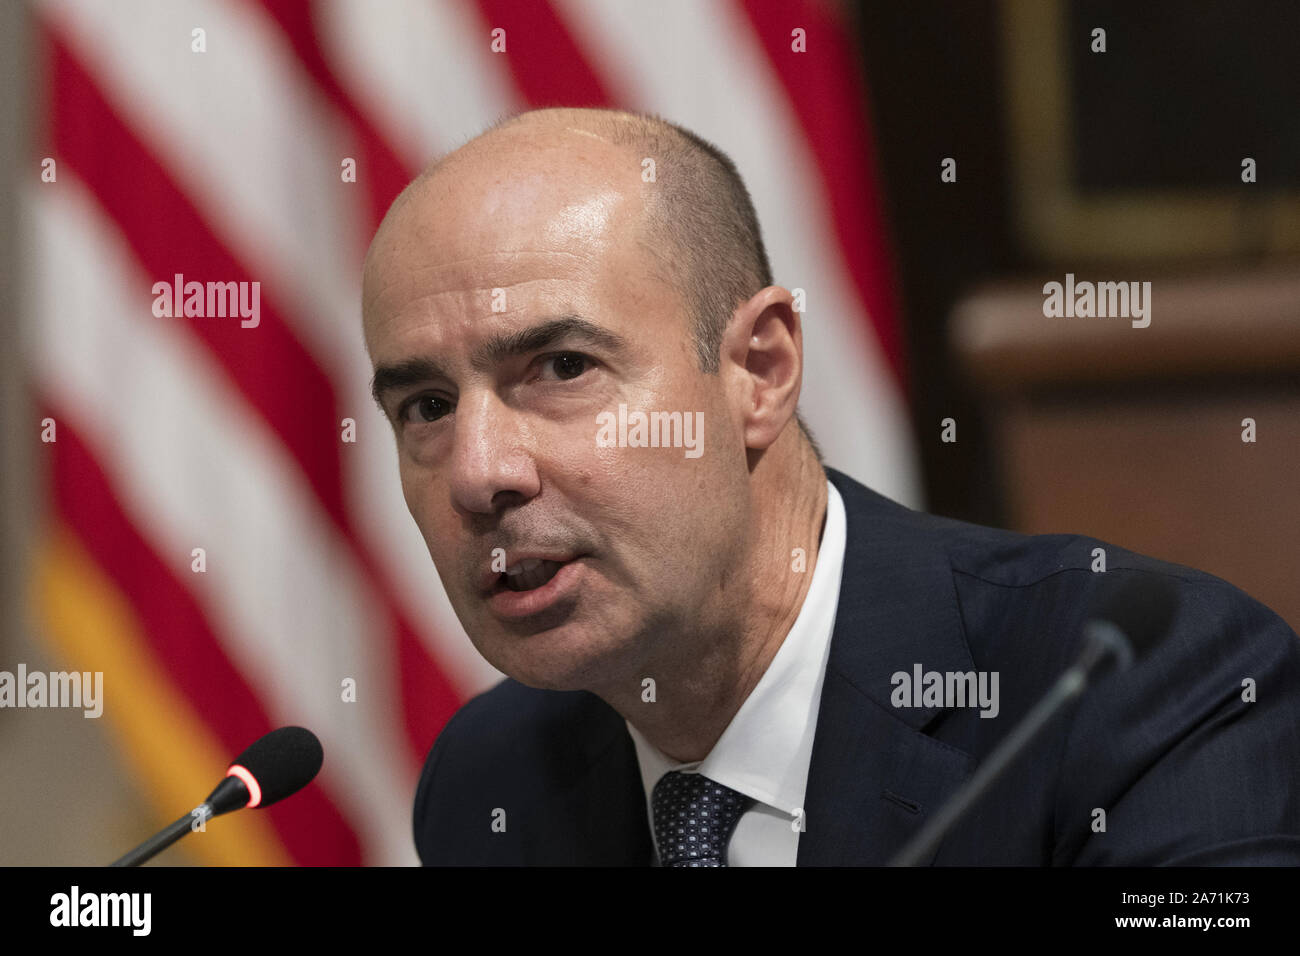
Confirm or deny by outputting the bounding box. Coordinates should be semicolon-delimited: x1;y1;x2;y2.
362;107;1300;866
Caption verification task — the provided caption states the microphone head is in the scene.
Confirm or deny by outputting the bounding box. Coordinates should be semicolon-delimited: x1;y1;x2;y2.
226;726;323;810
1091;574;1179;663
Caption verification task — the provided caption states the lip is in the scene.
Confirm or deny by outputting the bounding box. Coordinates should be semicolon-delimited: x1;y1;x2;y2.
486;556;586;621
477;553;578;596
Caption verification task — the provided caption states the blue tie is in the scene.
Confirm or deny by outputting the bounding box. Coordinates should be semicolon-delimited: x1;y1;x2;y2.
651;770;754;867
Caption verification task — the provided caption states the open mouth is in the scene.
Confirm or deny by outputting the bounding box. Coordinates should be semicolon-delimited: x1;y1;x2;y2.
500;557;567;592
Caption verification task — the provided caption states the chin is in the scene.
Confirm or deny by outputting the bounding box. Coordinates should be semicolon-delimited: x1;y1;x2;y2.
481;623;628;694
493;656;601;693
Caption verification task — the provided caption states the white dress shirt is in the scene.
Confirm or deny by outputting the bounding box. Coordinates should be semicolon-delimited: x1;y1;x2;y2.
625;479;847;866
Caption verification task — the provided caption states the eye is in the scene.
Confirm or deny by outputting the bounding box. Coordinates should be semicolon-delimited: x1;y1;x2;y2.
539;352;591;381
399;393;452;425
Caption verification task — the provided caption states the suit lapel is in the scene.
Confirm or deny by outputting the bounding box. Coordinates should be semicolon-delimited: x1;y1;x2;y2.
798;468;978;865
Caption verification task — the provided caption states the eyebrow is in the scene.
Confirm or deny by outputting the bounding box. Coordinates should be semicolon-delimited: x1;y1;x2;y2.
370;315;629;409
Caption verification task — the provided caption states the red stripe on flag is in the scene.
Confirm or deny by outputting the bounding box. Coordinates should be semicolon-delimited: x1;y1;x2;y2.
737;0;908;392
48;413;364;865
472;0;612;107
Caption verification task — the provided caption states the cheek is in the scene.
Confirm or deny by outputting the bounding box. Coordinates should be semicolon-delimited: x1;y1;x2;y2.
587;447;711;539
398;462;421;520
399;465;447;553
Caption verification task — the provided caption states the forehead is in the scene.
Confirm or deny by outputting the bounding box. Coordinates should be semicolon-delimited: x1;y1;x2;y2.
372;129;642;278
362;132;680;363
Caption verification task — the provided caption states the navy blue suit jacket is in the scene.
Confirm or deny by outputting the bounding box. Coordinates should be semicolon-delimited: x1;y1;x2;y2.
414;467;1300;865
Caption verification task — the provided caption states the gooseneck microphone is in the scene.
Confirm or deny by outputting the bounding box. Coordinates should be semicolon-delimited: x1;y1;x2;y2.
888;576;1178;866
109;726;323;867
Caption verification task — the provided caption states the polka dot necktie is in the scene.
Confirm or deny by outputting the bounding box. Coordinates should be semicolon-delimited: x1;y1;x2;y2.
651;770;754;867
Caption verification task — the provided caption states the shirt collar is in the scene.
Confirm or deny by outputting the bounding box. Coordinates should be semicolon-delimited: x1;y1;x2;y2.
626;478;847;816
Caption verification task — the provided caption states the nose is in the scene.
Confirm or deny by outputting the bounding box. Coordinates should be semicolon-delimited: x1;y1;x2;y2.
447;389;541;515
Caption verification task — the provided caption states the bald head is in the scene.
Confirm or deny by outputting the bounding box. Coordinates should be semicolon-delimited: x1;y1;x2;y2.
369;107;774;373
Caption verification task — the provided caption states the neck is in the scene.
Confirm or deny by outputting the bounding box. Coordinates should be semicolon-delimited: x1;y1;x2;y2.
612;436;828;763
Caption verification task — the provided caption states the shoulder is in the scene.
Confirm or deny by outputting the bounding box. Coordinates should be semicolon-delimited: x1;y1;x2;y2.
936;503;1293;683
829;463;1298;717
932;510;1291;662
829;463;1282;647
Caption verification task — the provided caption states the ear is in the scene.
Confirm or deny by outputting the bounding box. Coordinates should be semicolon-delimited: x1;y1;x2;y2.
719;286;803;452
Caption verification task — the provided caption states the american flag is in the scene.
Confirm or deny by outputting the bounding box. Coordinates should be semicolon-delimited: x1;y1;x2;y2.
28;0;920;865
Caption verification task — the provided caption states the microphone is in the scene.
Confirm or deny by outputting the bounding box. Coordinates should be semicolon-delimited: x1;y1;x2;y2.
109;726;323;867
888;575;1178;866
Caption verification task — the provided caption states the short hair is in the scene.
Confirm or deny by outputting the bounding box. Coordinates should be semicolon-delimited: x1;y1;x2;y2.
420;108;822;461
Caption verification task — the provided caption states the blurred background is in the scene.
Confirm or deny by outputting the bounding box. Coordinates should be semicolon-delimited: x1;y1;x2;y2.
1;0;1296;865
